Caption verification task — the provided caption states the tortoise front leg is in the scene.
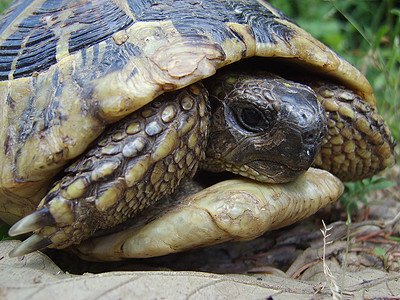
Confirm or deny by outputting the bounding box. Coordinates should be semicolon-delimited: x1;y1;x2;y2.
74;168;343;261
8;83;210;256
310;82;396;182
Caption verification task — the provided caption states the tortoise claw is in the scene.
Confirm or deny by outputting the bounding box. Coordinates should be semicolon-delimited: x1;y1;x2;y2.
75;168;344;260
8;234;52;257
8;208;55;257
8;207;55;236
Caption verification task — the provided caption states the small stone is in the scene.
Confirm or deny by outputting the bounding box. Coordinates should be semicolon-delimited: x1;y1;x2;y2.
112;30;129;45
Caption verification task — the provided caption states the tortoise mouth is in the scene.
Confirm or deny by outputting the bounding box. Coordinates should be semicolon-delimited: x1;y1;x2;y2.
204;67;328;184
235;159;308;183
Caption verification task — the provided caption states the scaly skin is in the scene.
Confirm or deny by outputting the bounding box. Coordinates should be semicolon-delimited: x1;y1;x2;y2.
202;72;327;182
8;73;328;256
71;78;397;260
204;72;396;182
75;168;344;261
0;0;396;262
9;83;210;251
0;0;378;225
311;81;396;181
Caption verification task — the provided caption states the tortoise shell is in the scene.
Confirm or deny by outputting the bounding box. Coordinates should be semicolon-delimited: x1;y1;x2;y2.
0;0;375;224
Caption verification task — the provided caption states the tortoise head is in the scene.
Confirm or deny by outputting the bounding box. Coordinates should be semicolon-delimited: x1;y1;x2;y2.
203;72;327;183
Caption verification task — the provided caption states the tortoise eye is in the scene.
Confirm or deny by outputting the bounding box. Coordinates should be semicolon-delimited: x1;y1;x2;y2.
237;106;268;132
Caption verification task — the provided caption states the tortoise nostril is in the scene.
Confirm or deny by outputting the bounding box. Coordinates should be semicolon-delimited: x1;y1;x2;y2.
305;133;314;143
303;130;321;145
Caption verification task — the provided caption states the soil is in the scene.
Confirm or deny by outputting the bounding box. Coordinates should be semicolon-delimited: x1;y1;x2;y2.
1;166;399;299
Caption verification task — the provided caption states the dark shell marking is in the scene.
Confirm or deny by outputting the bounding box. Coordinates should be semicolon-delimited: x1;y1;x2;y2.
0;1;376;211
0;0;301;80
0;0;396;258
0;0;133;80
9;82;210;249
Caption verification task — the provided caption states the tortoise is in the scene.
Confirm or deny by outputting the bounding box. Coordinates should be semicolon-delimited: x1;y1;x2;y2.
0;0;396;260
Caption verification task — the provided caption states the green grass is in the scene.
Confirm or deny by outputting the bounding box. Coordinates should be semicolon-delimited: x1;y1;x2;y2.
0;224;13;241
270;0;400;143
270;0;400;216
0;0;11;13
